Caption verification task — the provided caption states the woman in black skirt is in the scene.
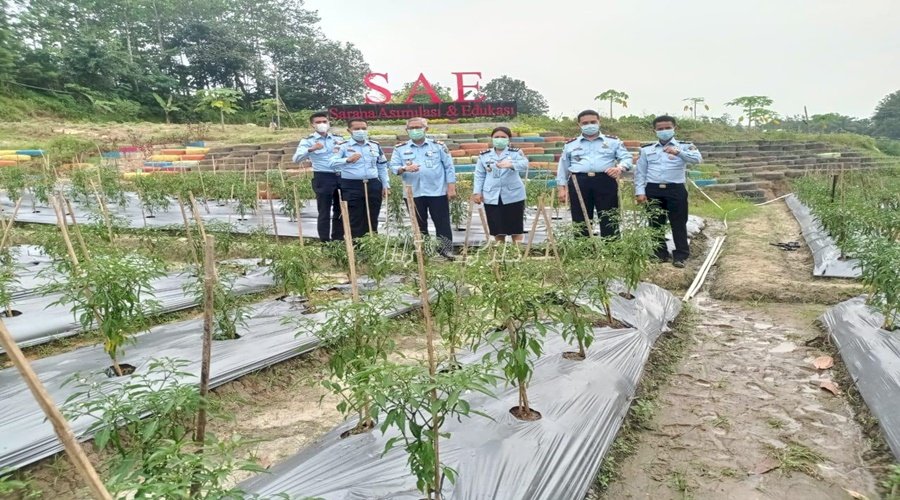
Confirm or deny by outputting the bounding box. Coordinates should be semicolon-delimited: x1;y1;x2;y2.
471;126;529;243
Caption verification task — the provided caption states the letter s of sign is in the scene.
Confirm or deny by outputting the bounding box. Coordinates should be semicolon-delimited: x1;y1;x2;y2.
364;73;391;104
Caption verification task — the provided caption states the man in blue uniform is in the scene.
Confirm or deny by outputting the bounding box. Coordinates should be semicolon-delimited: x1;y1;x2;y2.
330;118;390;238
292;111;344;241
635;115;703;268
557;110;633;237
390;117;457;258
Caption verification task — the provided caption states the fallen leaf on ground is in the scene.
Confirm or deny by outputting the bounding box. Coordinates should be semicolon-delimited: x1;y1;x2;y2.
820;380;841;395
813;355;834;370
751;457;780;475
843;489;869;499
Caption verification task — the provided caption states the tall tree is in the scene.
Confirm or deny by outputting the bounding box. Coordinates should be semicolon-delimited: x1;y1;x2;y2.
594;89;629;119
726;95;776;129
0;7;19;83
872;90;900;139
275;39;370;109
480;75;548;115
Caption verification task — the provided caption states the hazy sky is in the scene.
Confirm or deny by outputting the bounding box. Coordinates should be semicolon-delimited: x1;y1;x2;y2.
304;0;899;120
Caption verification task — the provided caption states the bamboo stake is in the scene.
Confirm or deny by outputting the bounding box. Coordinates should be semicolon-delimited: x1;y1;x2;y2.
524;196;545;256
89;181;114;242
404;185;442;499
191;235;216;497
0;198;22;253
62;196;90;262
461;201;474;261
541;205;563;267
0;321;113;500
136;190;148;228
292;185;304;245
176;195;200;266
570;175;594;236
197;168;210;214
339;201;360;302
188;192;208;244
363;179;373;234
267;183;279;241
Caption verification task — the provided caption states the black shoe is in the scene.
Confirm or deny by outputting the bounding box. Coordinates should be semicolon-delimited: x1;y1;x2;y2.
672;259;686;268
439;251;456;262
653;254;669;264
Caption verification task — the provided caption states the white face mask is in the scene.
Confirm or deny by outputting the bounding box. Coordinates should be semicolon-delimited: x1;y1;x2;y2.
314;123;329;134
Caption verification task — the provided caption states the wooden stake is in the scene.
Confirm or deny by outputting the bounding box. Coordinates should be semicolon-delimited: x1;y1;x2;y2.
339;201;360;302
267;183;279;241
524;196;545;257
292;185;304;245
541;206;563;267
88;181;115;242
404;185;442;500
191;235;216;497
0;321;113;500
62;196;91;262
176;195;200;266
188;192;208;244
51;198;81;271
570;175;594;236
0;198;22;253
363;179;373;234
461;201;474;261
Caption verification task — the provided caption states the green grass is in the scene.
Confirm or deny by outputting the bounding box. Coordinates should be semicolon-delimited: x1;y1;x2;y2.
768;442;825;477
766;418;785;430
884;464;900;499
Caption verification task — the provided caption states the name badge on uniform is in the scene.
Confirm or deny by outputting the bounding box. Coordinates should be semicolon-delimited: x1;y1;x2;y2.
602;143;609;149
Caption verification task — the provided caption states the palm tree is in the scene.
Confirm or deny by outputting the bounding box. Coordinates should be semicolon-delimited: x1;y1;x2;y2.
594;89;629;119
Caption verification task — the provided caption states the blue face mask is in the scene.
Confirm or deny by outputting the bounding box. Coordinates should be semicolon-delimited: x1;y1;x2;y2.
351;130;368;142
581;124;600;136
492;137;510;150
656;129;675;141
408;128;426;141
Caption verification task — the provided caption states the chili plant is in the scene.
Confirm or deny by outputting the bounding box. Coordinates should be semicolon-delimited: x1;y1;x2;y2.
133;173;173;217
0;166;27;202
296;289;404;433
612;207;665;299
430;263;490;365
470;256;553;420
856;235;900;330
62;358;266;498
0;258;17;317
265;243;322;298
184;265;252;340
47;251;166;376
365;360;498;499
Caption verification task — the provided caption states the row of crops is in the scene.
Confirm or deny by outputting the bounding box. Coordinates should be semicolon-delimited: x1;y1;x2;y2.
0;157;680;498
793;168;900;329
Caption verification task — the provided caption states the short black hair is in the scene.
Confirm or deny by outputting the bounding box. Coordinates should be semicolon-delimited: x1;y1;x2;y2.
347;118;368;128
576;109;601;122
653;115;677;127
491;126;512;138
309;111;328;123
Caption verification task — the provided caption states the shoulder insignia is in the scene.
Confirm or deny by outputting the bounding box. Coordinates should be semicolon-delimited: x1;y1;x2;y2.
369;139;380;145
688;145;698;151
565;137;579;144
508;147;521;152
395;143;406;148
641;143;655;148
604;134;619;140
435;140;445;145
479;149;492;155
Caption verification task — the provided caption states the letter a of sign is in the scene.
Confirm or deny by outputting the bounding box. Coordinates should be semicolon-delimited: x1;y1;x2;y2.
404;73;442;104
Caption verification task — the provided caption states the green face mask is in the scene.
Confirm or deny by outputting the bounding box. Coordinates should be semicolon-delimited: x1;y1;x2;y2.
492;137;509;149
408;128;426;141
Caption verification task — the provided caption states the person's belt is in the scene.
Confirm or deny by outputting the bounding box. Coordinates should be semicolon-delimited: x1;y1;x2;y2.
314;170;340;176
647;182;684;189
573;169;615;177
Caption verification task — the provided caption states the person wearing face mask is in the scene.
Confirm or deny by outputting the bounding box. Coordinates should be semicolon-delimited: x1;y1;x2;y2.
635;115;702;268
472;126;529;243
557;110;633;238
330;118;390;238
389;117;457;259
292;111;345;241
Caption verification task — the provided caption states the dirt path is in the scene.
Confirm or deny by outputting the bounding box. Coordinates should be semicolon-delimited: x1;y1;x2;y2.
601;200;881;499
601;297;879;499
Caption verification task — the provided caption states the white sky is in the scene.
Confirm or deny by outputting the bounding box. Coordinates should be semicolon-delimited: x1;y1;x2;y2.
304;0;899;120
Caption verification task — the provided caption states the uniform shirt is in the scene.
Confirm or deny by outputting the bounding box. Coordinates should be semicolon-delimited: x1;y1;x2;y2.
634;138;703;196
389;139;456;197
292;133;344;172
330;140;390;186
473;147;529;205
556;134;633;186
